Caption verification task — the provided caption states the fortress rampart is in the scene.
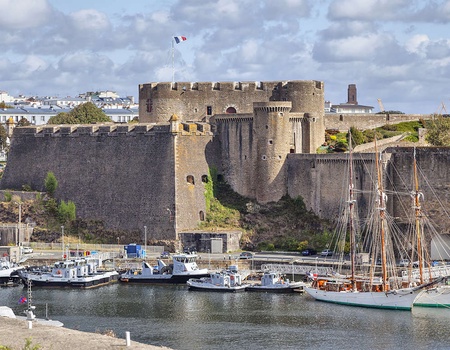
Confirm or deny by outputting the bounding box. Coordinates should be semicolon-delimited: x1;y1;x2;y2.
287;148;450;235
1;123;217;238
2;79;448;245
325;113;432;131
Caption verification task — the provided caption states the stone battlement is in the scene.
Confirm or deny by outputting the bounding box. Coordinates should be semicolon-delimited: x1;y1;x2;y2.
13;122;212;137
141;80;321;93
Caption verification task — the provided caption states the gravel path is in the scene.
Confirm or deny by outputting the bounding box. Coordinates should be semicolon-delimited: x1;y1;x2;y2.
0;316;171;350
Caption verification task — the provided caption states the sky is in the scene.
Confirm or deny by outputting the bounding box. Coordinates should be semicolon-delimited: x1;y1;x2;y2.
2;0;450;114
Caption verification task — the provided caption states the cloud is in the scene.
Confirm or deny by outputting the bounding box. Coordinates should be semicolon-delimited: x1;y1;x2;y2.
0;0;53;29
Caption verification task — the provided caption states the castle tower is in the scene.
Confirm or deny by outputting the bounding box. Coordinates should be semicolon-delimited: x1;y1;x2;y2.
253;101;292;203
347;84;358;105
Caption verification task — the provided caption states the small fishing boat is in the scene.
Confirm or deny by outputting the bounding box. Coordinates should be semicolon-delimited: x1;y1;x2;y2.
0;257;24;286
246;271;306;293
119;252;209;284
187;266;247;292
19;257;119;289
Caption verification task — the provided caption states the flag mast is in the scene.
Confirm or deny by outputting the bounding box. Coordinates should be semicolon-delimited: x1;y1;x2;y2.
171;37;175;83
171;36;187;83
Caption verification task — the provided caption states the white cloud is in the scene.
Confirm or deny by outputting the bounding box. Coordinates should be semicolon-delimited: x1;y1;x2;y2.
405;34;430;55
0;0;53;29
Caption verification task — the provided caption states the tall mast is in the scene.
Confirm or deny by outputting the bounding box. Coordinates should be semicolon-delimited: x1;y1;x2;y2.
374;138;389;291
413;148;424;284
348;132;356;290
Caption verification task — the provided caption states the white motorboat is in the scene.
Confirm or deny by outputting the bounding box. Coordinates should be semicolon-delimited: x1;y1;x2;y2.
246;271;306;293
187;268;248;292
19;257;119;289
0;257;23;286
119;252;209;284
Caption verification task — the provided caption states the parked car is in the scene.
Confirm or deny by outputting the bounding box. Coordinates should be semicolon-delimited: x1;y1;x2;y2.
160;251;170;258
183;247;197;254
321;249;333;257
239;252;254;259
302;249;317;256
21;246;33;254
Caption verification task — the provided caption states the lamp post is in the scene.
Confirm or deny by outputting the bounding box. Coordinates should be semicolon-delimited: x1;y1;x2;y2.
207;249;211;270
61;226;64;259
144;226;147;259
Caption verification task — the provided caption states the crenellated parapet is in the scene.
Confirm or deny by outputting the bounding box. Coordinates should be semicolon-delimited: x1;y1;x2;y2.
139;80;325;125
12;122;213;139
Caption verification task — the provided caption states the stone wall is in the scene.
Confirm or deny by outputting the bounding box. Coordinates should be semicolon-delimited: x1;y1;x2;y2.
1;124;178;238
385;147;450;235
287;153;376;221
324;113;431;131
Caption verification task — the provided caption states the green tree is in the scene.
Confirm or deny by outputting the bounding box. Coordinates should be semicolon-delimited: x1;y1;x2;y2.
349;126;365;146
58;200;76;223
48;102;111;124
0;124;7;149
44;172;58;196
0;101;12;109
17;117;31;127
426;115;450;146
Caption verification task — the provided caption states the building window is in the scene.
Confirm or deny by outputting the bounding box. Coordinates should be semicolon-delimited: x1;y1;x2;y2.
199;211;205;221
207;106;212;115
262;155;267;160
201;175;209;183
268;140;273;145
146;98;152;113
226;107;236;114
187;175;195;185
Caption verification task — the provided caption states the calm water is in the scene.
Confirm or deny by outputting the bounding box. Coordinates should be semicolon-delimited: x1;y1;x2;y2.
1;284;450;350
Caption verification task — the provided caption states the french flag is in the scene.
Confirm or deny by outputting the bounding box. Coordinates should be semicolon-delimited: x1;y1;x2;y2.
174;36;187;44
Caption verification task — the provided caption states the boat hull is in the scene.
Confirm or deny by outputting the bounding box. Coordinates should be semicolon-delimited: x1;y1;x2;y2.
187;283;247;293
414;286;450;308
19;272;119;289
246;285;302;293
304;286;418;310
119;272;209;284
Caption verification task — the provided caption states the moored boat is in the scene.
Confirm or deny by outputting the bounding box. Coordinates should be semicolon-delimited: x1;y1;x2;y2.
0;257;24;286
119;252;209;284
187;269;248;292
304;138;430;310
19;257;119;289
246;271;306;293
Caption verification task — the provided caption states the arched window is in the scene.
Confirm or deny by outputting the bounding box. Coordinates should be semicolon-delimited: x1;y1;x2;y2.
201;175;209;183
226;107;236;114
199;211;205;221
187;175;195;185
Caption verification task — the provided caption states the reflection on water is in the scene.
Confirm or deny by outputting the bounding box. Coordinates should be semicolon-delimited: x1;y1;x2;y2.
2;284;450;350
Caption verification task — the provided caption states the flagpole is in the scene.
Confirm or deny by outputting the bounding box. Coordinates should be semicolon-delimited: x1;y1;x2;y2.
171;37;174;83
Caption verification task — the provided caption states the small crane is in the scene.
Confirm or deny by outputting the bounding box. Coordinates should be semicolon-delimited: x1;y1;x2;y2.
377;98;385;113
435;101;447;115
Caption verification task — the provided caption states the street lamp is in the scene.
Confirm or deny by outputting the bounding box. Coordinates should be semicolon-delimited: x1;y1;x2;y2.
207;249;211;270
144;226;147;259
61;226;64;259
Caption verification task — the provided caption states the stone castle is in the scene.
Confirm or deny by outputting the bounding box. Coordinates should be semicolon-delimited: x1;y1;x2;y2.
1;80;449;250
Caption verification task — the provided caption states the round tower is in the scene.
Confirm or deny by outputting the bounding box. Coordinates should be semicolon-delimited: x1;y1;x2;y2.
253;101;292;203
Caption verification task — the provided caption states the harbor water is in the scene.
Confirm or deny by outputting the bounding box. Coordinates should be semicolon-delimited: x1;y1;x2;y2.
1;283;450;350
